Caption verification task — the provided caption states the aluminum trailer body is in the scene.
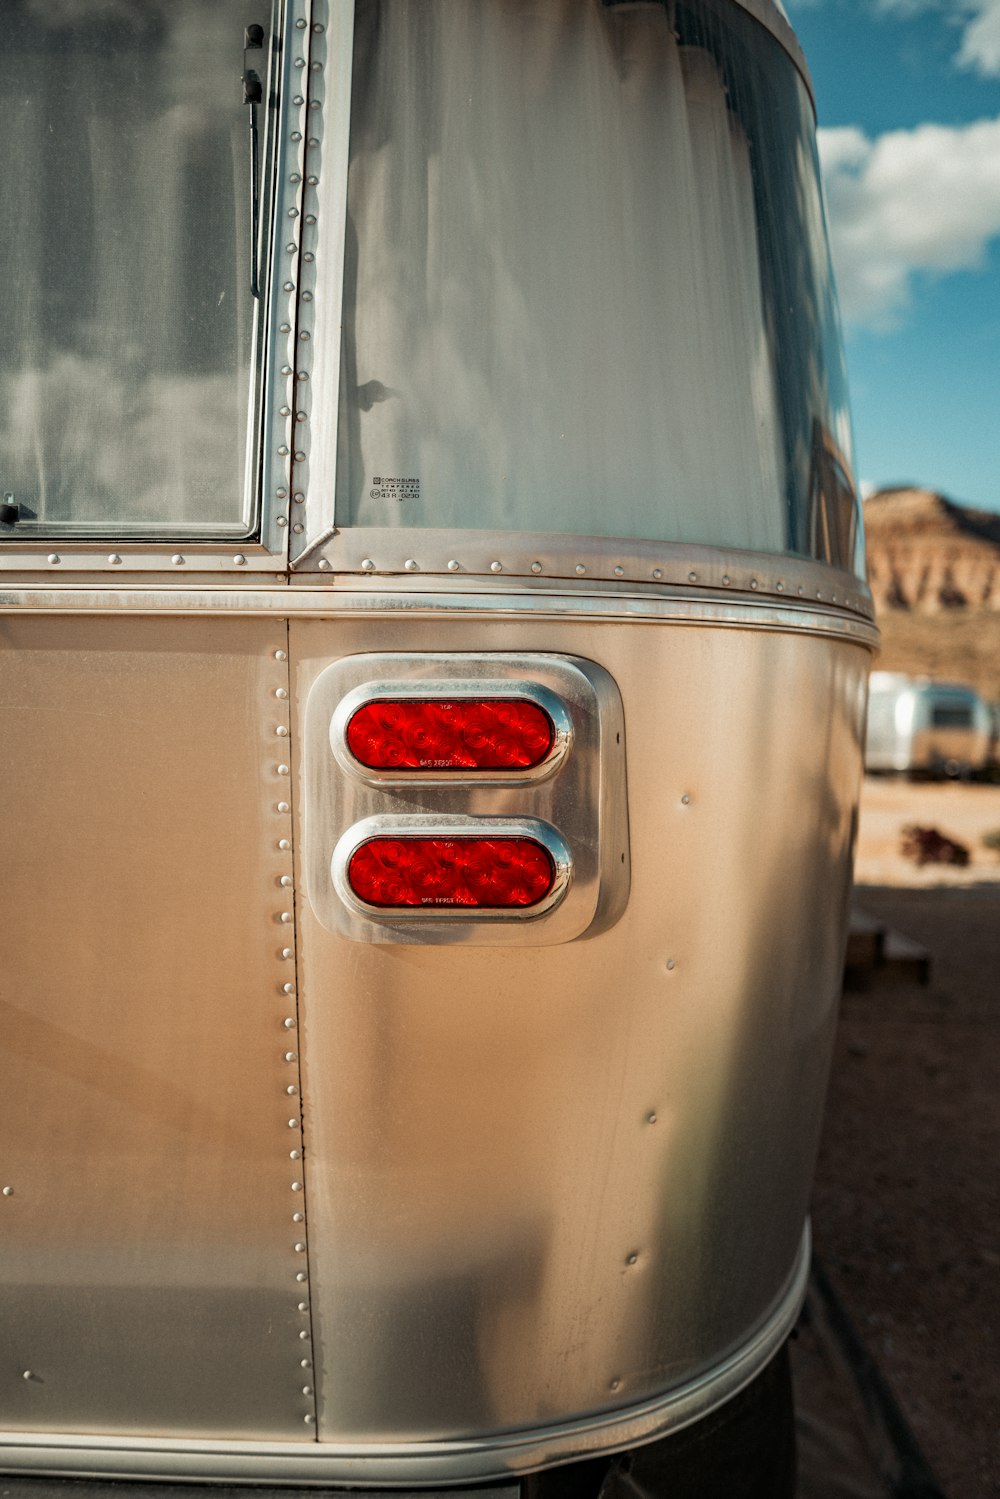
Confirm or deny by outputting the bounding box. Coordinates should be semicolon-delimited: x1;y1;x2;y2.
0;0;874;1490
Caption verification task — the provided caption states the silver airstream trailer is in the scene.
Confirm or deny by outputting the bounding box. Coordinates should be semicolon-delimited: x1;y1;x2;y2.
866;672;992;778
1;0;875;1493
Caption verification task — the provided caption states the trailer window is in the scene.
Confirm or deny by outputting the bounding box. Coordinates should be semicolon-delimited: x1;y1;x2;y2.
335;0;862;577
931;703;973;729
0;0;275;540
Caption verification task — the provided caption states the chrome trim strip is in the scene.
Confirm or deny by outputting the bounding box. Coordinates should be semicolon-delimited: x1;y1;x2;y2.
290;0;355;567
297;529;874;620
0;1227;810;1486
260;0;313;560
0;585;880;647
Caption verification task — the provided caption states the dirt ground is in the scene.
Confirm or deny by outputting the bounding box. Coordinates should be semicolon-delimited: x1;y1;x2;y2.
809;777;1000;1498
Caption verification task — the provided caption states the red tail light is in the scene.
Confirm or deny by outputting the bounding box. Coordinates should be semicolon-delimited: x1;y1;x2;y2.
345;698;554;771
347;836;555;908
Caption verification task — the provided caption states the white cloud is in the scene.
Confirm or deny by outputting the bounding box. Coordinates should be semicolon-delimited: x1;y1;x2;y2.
955;0;1000;73
818;117;1000;328
873;0;1000;75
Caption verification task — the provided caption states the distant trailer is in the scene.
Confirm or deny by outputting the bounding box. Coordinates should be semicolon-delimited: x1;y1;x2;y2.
865;672;992;778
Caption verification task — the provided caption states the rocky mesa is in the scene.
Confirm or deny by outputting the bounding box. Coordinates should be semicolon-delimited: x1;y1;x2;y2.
862;488;1000;702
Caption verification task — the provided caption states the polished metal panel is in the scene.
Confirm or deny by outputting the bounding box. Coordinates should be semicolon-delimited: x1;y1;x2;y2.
304;651;628;945
0;615;311;1439
0;1233;803;1483
290;603;871;1451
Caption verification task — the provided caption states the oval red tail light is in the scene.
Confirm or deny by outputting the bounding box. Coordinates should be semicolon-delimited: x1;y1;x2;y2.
347;836;555;909
345;699;555;771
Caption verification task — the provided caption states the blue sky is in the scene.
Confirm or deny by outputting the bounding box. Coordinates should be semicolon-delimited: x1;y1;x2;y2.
787;0;1000;512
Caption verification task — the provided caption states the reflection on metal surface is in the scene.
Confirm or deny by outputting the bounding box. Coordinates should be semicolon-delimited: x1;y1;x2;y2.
305;652;629;945
290;608;869;1454
0;0;277;539
0;1227;806;1485
316;0;858;572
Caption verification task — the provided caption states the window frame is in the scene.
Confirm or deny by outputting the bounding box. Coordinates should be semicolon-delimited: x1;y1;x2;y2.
0;0;307;578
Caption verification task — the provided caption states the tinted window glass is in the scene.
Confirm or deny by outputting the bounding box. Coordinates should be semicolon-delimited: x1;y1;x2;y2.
0;0;272;538
336;0;862;577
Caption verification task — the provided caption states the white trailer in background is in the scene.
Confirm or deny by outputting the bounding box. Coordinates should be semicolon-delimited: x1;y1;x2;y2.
866;672;992;778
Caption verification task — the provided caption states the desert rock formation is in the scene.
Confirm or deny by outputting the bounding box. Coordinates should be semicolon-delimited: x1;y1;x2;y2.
863;488;1000;701
864;488;1000;613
